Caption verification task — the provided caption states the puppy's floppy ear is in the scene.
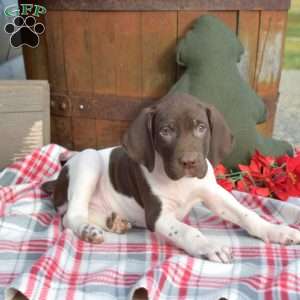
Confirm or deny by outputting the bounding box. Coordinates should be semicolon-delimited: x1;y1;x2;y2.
122;106;156;172
206;105;234;166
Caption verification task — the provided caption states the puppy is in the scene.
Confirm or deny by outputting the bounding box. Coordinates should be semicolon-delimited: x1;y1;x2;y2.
42;93;300;263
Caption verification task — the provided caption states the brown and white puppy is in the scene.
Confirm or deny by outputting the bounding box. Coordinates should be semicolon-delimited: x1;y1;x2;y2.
42;93;300;263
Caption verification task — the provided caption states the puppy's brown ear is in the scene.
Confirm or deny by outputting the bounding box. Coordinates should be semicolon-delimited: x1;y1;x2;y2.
206;105;234;166
122;106;156;172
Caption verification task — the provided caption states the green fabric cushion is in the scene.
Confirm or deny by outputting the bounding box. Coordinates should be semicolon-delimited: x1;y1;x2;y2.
169;15;292;169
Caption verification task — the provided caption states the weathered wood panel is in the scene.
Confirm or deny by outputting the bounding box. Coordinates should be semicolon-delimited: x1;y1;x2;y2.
51;116;73;149
62;12;96;149
90;12;142;148
41;0;291;11
141;12;177;97
255;11;288;97
96;120;129;148
45;11;67;93
238;11;260;86
90;12;142;97
63;11;93;94
255;11;288;136
72;117;97;150
23;16;48;80
0;81;50;169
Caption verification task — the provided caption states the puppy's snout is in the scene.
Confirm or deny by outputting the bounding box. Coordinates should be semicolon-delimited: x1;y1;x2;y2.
179;153;199;169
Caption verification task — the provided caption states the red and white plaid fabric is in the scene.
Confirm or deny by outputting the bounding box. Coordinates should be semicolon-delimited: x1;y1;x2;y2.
1;144;300;300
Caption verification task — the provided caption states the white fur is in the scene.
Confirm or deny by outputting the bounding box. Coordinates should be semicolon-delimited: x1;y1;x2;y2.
62;147;300;263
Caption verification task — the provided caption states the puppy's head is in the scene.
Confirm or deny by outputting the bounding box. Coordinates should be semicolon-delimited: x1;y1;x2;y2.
122;93;234;180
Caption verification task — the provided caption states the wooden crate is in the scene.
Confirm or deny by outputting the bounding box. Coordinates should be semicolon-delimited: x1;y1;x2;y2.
0;81;50;169
23;0;291;150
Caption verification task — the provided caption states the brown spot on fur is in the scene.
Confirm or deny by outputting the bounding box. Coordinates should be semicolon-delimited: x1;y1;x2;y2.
41;165;69;208
109;147;161;232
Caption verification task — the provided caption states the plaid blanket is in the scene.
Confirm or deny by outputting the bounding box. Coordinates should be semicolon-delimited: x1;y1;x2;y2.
1;144;300;300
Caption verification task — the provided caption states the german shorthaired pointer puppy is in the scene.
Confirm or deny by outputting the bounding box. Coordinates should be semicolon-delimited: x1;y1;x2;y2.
42;93;300;263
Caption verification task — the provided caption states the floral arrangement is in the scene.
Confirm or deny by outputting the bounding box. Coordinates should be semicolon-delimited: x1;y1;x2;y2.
214;150;300;200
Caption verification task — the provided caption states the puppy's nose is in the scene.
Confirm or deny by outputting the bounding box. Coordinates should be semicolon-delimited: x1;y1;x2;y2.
179;157;197;169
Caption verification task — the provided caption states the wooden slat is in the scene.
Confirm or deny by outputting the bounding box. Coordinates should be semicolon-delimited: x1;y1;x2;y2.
45;11;67;93
41;0;291;11
72;117;97;150
23;16;48;80
89;12;116;96
238;11;260;87
96;120;129;148
255;11;288;97
63;11;93;94
141;12;177;98
0;81;46;112
0;81;50;169
255;11;288;136
90;12;142;97
90;12;142;148
51;116;73;148
115;13;142;97
71;95;155;120
63;11;96;148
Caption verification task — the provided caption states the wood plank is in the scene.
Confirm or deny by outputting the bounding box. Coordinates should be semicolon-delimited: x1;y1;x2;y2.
71;95;155;121
0;81;50;169
51;116;73;148
0;80;47;112
42;0;291;11
257;95;279;137
238;11;260;87
0;113;44;167
45;11;67;93
72;117;97;150
89;12;142;97
63;11;96;148
63;11;93;94
142;12;177;98
96;120;129;148
115;12;142;97
255;11;288;97
90;12;142;147
255;11;288;136
23;16;48;80
89;12;116;96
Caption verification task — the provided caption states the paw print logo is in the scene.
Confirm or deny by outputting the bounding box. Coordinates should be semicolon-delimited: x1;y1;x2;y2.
4;16;45;48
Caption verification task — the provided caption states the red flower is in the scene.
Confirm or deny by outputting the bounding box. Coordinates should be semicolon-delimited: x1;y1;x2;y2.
217;178;234;192
214;164;228;177
214;150;300;201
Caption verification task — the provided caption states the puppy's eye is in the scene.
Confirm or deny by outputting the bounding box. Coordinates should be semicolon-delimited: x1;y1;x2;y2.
194;121;207;136
160;126;173;137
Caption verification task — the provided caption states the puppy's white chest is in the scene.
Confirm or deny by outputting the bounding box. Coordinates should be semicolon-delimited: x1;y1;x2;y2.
151;178;202;217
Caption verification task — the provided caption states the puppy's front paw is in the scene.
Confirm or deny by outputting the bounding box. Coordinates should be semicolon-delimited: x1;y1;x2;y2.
201;244;233;263
263;224;300;245
79;224;104;244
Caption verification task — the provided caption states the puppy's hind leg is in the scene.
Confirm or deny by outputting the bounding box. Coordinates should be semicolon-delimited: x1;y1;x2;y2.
63;149;105;244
